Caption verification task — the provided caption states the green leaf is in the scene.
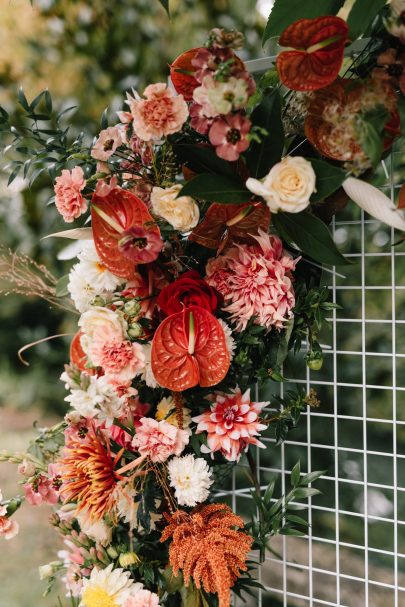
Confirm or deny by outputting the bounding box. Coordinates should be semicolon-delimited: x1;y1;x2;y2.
44;90;52;114
285;514;309;526
272;212;351;266
293;487;321;499
158;0;170;16
346;0;386;40
101;108;109;130
18;87;30;111
263;479;276;506
310;158;347;203
173;144;238;180
55;275;70;297
291;460;301;488
262;0;345;43
299;469;326;486
179;174;251;204
356;106;389;168
279;527;307;537
246;88;284;179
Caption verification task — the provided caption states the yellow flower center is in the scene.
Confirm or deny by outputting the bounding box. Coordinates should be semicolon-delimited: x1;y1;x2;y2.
96;262;107;273
82;586;119;607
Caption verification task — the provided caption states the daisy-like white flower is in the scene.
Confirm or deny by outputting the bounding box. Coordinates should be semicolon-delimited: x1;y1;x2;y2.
78;242;125;292
79;564;136;607
168;454;213;507
64;375;126;425
68;265;101;313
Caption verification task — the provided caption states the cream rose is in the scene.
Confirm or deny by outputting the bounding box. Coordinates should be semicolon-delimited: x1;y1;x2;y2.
246;156;316;214
151;184;199;231
78;306;127;353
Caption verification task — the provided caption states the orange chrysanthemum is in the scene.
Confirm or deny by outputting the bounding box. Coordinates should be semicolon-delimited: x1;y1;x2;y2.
160;503;253;607
59;427;124;521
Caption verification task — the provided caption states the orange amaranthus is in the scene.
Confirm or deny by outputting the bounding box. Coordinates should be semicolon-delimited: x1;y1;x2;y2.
160;503;253;607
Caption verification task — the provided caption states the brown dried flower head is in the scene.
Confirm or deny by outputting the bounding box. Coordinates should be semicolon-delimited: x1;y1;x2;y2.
160;503;253;607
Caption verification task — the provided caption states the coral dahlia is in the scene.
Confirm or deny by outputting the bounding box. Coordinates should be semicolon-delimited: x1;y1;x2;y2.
192;387;268;462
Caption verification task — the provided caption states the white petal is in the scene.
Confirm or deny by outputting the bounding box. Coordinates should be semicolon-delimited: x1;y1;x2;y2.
342;177;405;231
42;227;93;240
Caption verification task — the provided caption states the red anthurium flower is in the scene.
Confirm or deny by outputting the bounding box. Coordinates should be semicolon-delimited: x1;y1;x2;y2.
70;331;96;375
151;306;230;391
276;16;349;91
170;48;201;101
91;186;162;280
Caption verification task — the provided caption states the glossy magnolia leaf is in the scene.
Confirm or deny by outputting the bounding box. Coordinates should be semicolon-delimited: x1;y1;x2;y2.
91;187;160;280
151;306;230;391
179;174;251;204
42;227;93;240
170;49;200;101
173;144;239;180
346;0;386;40
189;202;270;251
246;88;284;179
263;0;345;43
70;331;96;375
276;17;348;91
343;177;405;232
310;159;347;203
272;212;350;266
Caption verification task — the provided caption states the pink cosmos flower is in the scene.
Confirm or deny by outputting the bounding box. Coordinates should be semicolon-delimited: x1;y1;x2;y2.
88;326;145;384
118;226;163;263
132;417;189;463
189;102;214;135
124;589;160;607
130;83;188;141
54;166;87;223
208;113;251;161
24;474;59;506
192;387;268;462
205;230;298;332
91;125;124;161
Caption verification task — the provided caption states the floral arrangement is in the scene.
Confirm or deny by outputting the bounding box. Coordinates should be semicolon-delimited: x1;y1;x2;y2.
1;1;405;606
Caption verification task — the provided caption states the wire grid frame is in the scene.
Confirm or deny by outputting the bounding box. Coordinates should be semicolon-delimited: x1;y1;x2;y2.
218;59;405;607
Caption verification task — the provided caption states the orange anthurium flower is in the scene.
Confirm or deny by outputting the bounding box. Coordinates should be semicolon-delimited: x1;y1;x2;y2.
276;16;349;91
151;306;230;391
170;48;201;101
70;331;96;375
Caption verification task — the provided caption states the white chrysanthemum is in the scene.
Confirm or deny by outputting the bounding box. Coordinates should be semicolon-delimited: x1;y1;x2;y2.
79;564;135;607
78;241;125;291
68;265;102;313
168;454;213;507
115;483;161;531
76;514;112;547
217;318;236;360
65;375;126;425
140;344;159;388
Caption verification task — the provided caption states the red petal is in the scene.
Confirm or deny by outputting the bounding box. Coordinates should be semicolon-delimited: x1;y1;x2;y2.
277;16;348;91
70;331;96;374
91;187;160;280
151;306;230;391
170;48;201;101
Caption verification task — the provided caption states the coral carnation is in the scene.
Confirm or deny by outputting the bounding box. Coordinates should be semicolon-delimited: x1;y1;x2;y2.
193;387;268;462
205;229;298;331
54;166;87;223
132;417;189;463
130;83;188;141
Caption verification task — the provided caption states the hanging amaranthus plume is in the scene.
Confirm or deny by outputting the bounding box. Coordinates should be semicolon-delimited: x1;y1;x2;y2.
160;503;253;607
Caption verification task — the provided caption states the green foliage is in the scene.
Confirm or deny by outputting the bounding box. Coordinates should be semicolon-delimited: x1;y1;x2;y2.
262;0;345;43
310;158;347;203
179;173;251;203
27;421;66;464
346;0;387;40
246;88;284;179
136;473;163;533
247;460;325;560
355;105;390;168
272;211;351;266
264;389;313;445
172;143;239;180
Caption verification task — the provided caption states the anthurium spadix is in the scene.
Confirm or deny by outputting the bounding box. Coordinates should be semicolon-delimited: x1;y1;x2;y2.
342;177;405;232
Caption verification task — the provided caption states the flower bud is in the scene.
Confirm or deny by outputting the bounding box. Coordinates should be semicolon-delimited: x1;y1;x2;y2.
128;323;143;339
119;552;141;568
124;300;141;317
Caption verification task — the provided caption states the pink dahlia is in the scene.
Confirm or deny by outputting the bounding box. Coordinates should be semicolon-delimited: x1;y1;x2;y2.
209;113;251;161
192;387;268;462
130;83;189;141
54;166;87;223
205;229;298;331
132;417;189;463
88;326;146;384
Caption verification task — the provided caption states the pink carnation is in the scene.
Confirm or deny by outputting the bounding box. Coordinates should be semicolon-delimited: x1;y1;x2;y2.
24;475;59;506
193;387;268;462
132;417;189;463
205;230;298;331
130;83;188;141
88;326;145;384
124;589;160;607
54;166;87;223
0;516;19;540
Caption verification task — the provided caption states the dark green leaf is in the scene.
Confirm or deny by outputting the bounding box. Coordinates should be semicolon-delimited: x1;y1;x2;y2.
173;144;238;180
179;174;251;204
293;487;321;499
246;88;284;179
7;165;21;185
262;0;345;43
310;158;347;203
44;90;52;114
279;527;306;536
299;470;326;486
30;91;45;110
285;514;309;526
272;212;351;266
291;460;301;488
158;0;170;16
18;87;30;111
346;0;386;40
101;108;109;130
263;479;276;506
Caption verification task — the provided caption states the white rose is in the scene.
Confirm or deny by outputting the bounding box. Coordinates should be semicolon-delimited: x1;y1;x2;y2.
78;306;127;345
246;156;316;214
151;184;200;232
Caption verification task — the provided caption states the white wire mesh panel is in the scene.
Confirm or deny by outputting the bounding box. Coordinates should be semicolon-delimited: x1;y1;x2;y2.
218;61;405;606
